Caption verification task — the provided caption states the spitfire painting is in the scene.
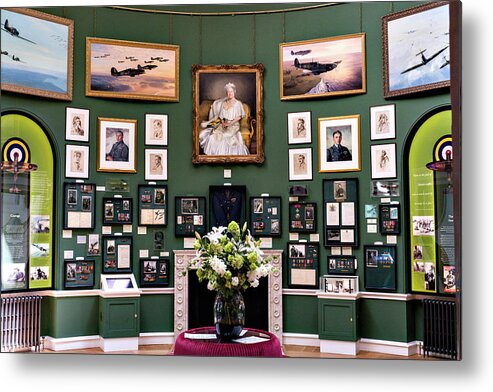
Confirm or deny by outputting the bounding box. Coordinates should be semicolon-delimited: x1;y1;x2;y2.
280;33;366;100
383;2;450;98
0;8;73;101
86;37;179;102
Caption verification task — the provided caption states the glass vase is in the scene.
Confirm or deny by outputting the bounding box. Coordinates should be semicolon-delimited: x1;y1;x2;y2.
214;290;245;339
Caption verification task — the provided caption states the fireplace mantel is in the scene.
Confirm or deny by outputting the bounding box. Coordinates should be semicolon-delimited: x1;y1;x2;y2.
174;249;283;343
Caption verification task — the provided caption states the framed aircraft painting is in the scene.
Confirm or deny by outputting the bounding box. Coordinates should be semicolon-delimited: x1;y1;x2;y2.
383;1;450;98
1;8;74;101
279;33;366;100
86;37;179;102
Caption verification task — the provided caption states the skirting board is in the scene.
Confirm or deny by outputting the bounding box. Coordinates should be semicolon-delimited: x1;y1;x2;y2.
43;332;174;352
359;338;422;357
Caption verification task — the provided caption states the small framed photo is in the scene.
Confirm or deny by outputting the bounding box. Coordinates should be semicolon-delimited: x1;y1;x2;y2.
370;104;395;140
371;143;397;179
321;275;359;294
87;234;100;256
371;180;400;197
318;115;360;173
97;117;137;173
145;149;167;181
145;114;168;146
288;148;313;181
287;111;311;144
66;107;90;142
65;145;89;179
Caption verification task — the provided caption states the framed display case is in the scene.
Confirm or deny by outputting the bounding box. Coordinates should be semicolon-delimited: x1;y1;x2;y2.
323;179;359;247
175;196;206;237
364;245;397;291
103;197;133;225
327;255;357;275
379;203;401;235
138;185;167;226
249;196;282;237
140;258;170;287
289;201;317;233
102;236;133;274
209;185;246;229
63;182;96;229
287;241;319;288
64;259;95;289
320;275;359;294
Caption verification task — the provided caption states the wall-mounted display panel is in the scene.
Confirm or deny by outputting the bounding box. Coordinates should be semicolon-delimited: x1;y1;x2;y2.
249;196;282;237
138;185;167;226
287;241;319;288
364;245;397;292
64;259;95;289
175;196;206;237
102;236;133;274
103;197;133;226
64;183;96;229
289;202;316;233
140;258;170;287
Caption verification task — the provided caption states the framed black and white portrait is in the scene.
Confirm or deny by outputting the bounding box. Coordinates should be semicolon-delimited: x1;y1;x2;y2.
287;111;311;144
65;107;90;142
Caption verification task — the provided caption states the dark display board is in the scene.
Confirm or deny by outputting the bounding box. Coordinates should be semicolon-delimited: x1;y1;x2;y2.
175;196;206;237
209;185;246;229
140;258;170;287
289;202;316;233
102;236;133;273
64;259;95;289
323;179;358;247
364;245;397;291
327;255;356;275
103;197;133;225
138;185;167;226
64;182;96;229
379;203;400;234
249;196;282;237
287;241;319;288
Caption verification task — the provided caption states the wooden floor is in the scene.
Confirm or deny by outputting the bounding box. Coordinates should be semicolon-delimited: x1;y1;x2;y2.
40;344;435;360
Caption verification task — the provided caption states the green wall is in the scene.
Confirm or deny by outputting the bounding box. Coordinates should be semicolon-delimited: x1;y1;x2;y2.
2;2;450;341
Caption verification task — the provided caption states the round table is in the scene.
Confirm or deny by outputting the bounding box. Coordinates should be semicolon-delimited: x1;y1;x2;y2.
173;326;283;357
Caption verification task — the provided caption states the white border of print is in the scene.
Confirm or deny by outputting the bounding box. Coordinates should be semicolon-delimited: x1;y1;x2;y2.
65;107;90;142
288;148;312;181
65;145;89;179
370;143;397;179
287;111;311;144
145;114;168;146
370;104;396;140
145;149;168;181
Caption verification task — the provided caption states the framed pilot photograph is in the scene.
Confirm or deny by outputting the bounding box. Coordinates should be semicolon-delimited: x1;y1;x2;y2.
287;111;312;144
370;143;397;179
370;104;395;140
145;114;168;146
279;33;366;101
65;145;89;179
85;37;179;102
66;107;90;142
192;64;264;164
288;148;313;181
383;2;450;98
97;117;137;173
1;8;74;101
145;149;167;181
318;115;360;173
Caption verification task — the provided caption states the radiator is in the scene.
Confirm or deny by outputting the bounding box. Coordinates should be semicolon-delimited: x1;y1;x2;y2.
423;299;457;359
1;295;42;352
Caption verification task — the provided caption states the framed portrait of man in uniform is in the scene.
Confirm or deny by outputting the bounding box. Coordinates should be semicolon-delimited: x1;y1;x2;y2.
97;117;137;173
318;115;361;173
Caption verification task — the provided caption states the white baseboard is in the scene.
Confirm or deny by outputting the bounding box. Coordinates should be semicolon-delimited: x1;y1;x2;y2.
320;340;360;355
282;332;320;347
359;338;421;356
100;337;139;352
139;332;175;345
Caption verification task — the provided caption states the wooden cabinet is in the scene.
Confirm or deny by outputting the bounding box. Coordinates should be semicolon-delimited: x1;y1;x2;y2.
318;298;359;341
99;297;140;338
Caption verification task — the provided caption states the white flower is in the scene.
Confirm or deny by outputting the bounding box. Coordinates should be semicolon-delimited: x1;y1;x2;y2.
250;279;259;288
231;277;239;286
247;269;258;282
211;256;227;277
207;281;215;291
258;265;268;278
205;226;227;244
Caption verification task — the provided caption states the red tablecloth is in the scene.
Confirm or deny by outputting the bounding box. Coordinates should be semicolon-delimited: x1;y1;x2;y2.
173;326;283;357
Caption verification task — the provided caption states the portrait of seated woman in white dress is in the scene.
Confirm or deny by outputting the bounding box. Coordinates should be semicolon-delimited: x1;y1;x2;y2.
199;82;250;156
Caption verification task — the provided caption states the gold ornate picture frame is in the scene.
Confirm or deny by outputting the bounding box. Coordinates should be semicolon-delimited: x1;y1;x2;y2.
192;64;264;165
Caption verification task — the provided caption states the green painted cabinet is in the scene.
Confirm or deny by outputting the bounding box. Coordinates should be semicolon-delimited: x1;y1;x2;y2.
318;298;359;341
99;297;140;338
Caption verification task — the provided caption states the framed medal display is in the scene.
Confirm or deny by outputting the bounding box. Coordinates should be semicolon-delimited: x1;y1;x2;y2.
327;255;357;275
287;241;319;288
175;196;207;237
323;179;359;247
288;202;317;233
249;196;282;237
63;182;96;229
379;203;401;235
102;197;133;225
138;185;168;226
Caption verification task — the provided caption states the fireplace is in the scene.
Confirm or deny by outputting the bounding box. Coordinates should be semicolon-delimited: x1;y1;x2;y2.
174;249;283;343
